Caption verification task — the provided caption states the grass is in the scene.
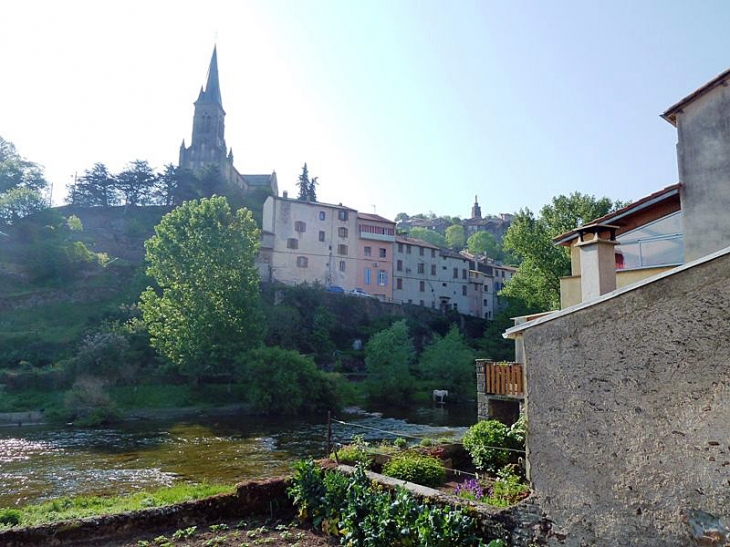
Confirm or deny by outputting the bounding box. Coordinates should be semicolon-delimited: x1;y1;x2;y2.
0;483;233;529
0;386;64;413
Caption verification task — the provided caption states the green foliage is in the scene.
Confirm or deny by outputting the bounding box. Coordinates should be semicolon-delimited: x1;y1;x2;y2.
467;230;501;260
62;376;121;426
445;224;466;250
364;320;415;404
288;460;493;546
393;437;408;449
382;452;446;487
0;135;47;193
0;508;21;526
485;465;530;507
296;163;310;201
408;226;446;247
502;192;619;310
479;298;540;362
462;420;511;472
0;483;230;528
69;163;119;207
116;159;158;206
140;197;263;382
0;187;47;225
238;346;341;414
331;435;373;467
419;324;475;402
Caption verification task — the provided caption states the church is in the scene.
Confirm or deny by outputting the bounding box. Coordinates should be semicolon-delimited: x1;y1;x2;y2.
178;47;278;196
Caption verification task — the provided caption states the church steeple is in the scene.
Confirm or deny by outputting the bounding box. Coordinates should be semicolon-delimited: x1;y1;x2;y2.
197;46;223;108
471;195;482;219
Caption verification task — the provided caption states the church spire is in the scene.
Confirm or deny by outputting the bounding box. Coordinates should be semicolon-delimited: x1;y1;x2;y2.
198;46;223;107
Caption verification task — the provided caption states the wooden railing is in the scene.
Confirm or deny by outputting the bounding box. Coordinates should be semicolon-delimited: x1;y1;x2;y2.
480;361;524;398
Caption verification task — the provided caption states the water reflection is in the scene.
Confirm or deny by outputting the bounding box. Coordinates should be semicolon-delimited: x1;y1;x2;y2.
0;403;473;508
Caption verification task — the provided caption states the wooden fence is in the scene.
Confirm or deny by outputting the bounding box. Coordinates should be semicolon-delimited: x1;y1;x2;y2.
482;361;524;398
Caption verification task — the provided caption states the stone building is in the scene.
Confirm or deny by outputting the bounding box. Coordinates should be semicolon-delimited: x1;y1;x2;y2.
178;47;277;196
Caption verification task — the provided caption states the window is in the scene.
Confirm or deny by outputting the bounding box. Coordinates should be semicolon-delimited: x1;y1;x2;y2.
462;269;467;279
296;256;308;268
396;278;403;290
377;270;388;286
379;248;386;258
615;211;684;270
419;281;425;292
338;244;348;255
430;264;436;276
462;285;467;296
339;260;346;272
453;303;458;310
406;245;412;254
417;263;425;274
287;238;298;249
419;247;424;256
295;221;306;232
339;227;349;238
431;249;436;258
453;268;458;278
398;243;404;253
319;231;325;242
364;246;372;257
365;268;372;285
419;300;424;306
319;211;326;220
338;210;348;221
396;259;403;272
483;299;488;306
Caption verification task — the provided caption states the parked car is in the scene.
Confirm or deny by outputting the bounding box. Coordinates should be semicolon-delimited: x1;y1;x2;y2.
349;288;373;298
325;285;345;294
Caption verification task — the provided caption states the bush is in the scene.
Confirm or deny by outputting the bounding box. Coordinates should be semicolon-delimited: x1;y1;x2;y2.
0;508;21;526
462;420;511;472
239;347;341;415
62;376;121;426
382;452;446;487
332;444;373;468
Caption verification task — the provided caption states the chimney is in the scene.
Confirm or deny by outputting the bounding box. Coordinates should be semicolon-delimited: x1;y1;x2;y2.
282;190;288;199
576;223;619;302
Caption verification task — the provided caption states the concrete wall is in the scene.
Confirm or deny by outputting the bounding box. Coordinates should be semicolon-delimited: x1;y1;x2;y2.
676;84;730;262
521;250;730;546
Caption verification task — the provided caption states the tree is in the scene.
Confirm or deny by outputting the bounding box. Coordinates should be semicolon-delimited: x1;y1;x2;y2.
116;160;158;206
408;227;446;247
501;192;619;310
0;136;47;193
394;212;409;223
70;163;118;207
308;176;318;202
364;320;415;404
445;224;466;250
418;324;475;401
139;196;263;382
0;187;46;225
467;231;501;259
297;163;310;201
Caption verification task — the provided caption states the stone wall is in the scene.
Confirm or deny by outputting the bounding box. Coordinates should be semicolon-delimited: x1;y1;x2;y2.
521;250;730;546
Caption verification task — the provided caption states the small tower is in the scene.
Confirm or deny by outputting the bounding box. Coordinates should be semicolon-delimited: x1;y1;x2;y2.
471;195;482;219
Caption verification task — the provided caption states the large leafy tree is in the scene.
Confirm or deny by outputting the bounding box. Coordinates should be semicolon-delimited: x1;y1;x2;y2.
419;324;475;402
0;136;47;193
501;192;620;310
0;187;47;225
364;319;415;404
140;196;263;382
445;224;466;250
408;227;446;247
467;231;501;259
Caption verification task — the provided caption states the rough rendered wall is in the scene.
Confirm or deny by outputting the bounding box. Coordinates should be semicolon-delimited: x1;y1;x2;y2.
523;252;730;546
677;84;730;262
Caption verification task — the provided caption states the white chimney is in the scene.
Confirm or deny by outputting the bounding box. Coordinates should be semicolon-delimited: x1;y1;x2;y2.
576;224;619;302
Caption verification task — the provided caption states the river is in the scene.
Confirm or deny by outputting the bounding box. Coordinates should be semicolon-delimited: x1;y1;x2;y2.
0;403;475;508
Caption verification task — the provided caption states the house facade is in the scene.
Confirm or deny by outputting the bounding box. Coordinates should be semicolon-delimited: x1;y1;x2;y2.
261;195;358;289
393;236;441;307
355;213;395;300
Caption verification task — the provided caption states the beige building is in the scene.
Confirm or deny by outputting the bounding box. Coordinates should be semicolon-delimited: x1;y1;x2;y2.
393;236;441;307
260;195;358;289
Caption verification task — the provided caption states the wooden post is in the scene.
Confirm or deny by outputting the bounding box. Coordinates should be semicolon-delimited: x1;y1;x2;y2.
326;411;332;457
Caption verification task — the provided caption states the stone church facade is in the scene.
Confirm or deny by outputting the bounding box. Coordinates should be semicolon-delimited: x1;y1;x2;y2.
178;47;278;197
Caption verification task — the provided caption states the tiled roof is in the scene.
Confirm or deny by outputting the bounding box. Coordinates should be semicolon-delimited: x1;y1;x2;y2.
242;174;273;187
395;235;439;250
662;67;730;126
357;212;395;224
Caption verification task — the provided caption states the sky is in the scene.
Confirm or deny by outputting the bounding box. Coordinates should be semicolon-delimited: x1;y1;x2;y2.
3;0;730;221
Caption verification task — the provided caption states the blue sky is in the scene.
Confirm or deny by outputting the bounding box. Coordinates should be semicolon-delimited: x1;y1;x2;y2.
3;0;730;221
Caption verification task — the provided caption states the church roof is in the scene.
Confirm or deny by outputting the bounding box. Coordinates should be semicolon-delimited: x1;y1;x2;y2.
196;46;223;108
242;174;274;187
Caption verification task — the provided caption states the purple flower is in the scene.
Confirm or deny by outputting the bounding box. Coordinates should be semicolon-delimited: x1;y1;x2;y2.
454;478;484;500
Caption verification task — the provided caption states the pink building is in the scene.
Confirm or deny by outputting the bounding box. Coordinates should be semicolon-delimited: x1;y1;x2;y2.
355;213;396;300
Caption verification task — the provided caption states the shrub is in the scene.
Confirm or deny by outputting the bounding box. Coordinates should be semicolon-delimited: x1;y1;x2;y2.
382;452;446;487
393;437;408;449
484;465;530;507
332;444;373;467
462;419;511;472
0;508;21;526
62;376;121;426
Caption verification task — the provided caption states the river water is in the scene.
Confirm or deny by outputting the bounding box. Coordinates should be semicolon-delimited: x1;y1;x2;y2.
0;403;475;508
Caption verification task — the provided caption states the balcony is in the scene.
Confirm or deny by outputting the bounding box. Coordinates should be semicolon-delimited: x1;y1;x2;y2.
475;359;524;398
